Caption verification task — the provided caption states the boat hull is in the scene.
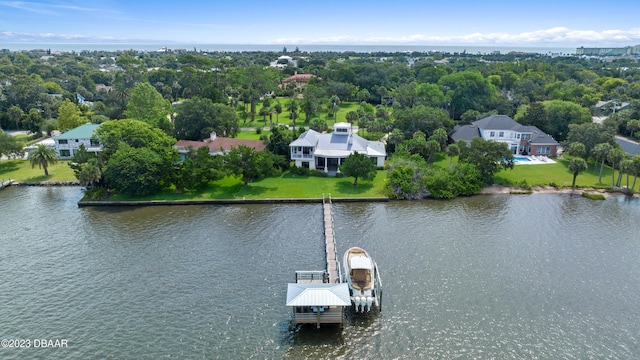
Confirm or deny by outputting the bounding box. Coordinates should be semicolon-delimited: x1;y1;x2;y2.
342;247;381;312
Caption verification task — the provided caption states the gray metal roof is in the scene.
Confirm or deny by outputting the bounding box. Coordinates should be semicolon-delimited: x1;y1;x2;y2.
290;129;386;157
286;283;351;307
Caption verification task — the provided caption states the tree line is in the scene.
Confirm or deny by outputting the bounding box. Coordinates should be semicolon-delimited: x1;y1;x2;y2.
1;48;639;198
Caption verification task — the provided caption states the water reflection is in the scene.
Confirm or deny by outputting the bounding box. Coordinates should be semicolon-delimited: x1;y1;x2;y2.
1;187;639;359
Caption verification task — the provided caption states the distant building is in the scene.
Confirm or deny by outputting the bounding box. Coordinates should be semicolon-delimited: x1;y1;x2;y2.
280;72;318;90
576;45;640;56
173;132;266;159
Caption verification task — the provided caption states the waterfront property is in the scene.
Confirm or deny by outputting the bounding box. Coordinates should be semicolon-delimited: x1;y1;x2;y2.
289;122;386;175
54;123;102;159
173;131;266;159
286;197;350;327
450;115;559;157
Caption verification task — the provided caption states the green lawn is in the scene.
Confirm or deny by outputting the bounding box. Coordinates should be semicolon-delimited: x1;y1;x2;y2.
108;171;388;201
234;129;271;140
435;155;617;189
0;159;76;182
240;100;364;129
494;158;614;189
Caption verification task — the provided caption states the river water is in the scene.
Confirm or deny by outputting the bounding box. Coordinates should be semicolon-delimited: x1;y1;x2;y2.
1;187;639;359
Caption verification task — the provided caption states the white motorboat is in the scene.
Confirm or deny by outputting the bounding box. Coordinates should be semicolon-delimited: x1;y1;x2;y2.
342;247;382;312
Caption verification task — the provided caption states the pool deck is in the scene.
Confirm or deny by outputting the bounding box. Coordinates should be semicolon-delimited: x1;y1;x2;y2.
514;155;556;165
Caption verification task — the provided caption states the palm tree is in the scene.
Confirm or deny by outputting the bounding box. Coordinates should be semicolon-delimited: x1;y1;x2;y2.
28;144;58;176
286;99;299;130
446;143;460;167
608;148;624;187
619;158;635;189
631;155;640;191
592;143;612;183
568;157;588;189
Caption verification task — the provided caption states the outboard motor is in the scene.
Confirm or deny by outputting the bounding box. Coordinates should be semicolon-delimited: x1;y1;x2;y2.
353;296;362;312
365;296;373;312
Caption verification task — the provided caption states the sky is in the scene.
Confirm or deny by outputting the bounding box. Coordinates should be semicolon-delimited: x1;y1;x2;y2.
1;0;640;47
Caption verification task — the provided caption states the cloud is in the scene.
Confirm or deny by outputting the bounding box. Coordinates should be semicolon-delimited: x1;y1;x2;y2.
268;27;640;46
0;1;114;15
0;31;163;43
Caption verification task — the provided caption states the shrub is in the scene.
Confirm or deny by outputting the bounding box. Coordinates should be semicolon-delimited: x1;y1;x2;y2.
582;192;605;200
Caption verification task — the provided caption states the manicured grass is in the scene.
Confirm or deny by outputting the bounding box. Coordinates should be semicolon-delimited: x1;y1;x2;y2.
434;155;616;189
494;158;614;189
107;170;389;201
0;159;76;182
234;130;271;140
240;100;366;129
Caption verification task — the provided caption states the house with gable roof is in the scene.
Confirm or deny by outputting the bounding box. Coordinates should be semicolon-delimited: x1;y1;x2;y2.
450;115;559;157
173;131;266;159
289;122;386;175
54;123;102;159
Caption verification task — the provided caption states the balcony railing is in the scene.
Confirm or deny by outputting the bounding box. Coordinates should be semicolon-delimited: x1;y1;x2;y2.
291;154;313;159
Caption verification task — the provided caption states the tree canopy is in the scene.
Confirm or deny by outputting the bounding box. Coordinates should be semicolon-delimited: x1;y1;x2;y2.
339;152;377;186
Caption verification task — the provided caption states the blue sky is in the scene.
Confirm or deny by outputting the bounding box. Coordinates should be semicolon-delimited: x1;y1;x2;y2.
1;0;639;46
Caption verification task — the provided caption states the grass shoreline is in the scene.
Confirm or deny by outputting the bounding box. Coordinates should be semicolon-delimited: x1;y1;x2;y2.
3;157;637;203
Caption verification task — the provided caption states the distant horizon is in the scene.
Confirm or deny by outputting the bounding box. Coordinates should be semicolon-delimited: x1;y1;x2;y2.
0;43;585;54
1;0;639;49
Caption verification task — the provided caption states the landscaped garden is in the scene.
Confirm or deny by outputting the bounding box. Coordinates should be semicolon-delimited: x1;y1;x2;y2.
2;151;624;200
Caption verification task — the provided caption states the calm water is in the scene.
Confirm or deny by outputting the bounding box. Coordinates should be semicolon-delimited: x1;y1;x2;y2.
1;187;639;359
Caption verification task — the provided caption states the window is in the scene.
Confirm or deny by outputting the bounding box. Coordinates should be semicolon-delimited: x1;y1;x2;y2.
516;134;521;139
499;131;504;137
302;162;309;169
59;149;71;157
58;139;68;144
302;147;311;155
490;131;495;137
90;139;100;146
522;134;530;140
537;147;551;155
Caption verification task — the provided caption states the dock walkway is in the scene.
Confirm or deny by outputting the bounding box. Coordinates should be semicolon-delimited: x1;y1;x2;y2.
323;195;340;283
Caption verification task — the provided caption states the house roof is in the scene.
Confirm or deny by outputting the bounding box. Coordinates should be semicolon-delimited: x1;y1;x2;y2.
286;283;351;307
282;73;316;83
450;115;558;145
450;124;480;142
55;123;100;140
474;114;523;131
174;136;266;153
290;129;386;158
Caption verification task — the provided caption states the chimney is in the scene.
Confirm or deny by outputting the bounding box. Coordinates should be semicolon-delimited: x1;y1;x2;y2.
210;131;217;141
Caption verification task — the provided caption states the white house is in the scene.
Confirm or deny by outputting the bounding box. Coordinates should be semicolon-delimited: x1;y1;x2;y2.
289;122;386;175
450;115;559;157
54;123;102;159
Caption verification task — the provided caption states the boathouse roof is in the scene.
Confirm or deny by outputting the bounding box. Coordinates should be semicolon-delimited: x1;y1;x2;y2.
286;283;350;307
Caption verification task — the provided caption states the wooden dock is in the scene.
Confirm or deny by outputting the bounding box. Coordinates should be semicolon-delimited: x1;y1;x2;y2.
323;195;341;283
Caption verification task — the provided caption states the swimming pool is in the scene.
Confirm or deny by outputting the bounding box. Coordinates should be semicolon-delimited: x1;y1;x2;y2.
514;156;531;162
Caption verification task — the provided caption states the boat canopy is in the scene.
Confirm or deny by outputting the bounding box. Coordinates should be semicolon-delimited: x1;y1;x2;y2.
286;283;351;307
350;255;373;270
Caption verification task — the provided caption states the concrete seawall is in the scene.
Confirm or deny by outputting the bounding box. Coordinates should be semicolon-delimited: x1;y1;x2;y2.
78;197;389;207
